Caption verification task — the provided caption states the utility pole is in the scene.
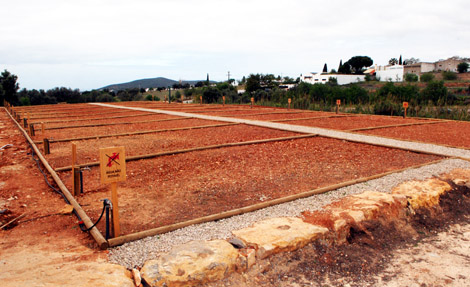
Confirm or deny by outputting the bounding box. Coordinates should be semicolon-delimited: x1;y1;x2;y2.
227;71;230;82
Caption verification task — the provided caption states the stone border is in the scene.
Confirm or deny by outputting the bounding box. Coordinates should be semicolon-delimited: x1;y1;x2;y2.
138;168;470;287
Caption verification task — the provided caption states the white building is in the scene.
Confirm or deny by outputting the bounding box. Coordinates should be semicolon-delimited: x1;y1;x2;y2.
371;64;404;82
301;73;365;85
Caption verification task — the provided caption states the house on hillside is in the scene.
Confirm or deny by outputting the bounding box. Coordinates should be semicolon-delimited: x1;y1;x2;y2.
365;64;404;82
403;62;436;76
300;73;365;85
434;57;468;72
403;56;470;76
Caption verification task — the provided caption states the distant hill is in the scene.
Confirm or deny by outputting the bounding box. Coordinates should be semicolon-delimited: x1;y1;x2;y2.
100;77;214;91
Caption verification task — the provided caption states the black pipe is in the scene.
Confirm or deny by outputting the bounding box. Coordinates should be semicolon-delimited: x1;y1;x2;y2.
79;169;83;194
104;199;111;240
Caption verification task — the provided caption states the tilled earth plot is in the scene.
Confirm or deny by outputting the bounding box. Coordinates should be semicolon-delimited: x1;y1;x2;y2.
63;136;440;236
360;120;470;148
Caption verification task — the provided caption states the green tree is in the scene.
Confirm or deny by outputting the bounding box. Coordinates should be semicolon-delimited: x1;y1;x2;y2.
345;56;373;74
338;62;351;74
245;74;261;93
389;58;398;65
403;57;419;65
322;63;327;73
0;70;19;105
399;55;402;65
202;86;221;103
457;62;469;73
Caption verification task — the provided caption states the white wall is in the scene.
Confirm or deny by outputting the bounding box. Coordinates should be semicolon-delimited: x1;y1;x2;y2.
376;65;404;82
301;73;365;85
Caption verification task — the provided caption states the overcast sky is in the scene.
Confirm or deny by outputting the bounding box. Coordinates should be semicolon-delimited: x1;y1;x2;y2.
1;0;469;91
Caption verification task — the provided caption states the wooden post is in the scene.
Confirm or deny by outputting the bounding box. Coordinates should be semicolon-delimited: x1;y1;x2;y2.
43;138;50;155
288;98;291;110
71;143;80;196
29;123;35;136
251;97;254;108
168;87;171;104
223;96;225;106
200;96;202;105
403;102;409;119
99;146;126;238
41;122;45;136
336;99;341;114
111;182;120;237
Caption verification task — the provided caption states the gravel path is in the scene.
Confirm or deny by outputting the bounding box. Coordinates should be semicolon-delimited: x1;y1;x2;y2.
94;104;470;268
92;103;470;160
109;158;470;268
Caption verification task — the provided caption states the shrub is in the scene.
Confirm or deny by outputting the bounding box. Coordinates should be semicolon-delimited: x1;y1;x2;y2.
442;71;457;80
420;73;434;82
405;73;418;82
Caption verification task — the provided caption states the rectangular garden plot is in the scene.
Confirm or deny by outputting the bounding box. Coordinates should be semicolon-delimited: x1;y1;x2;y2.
35;113;181;129
359;121;470;149
278;114;435;130
33;118;220;140
59;136;442;236
45;124;300;169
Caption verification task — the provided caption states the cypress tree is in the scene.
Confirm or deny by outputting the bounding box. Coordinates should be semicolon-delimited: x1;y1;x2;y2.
338;60;343;72
399;55;402;65
323;63;328;73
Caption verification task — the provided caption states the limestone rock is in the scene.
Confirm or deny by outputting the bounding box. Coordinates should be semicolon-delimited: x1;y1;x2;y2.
141;239;239;287
441;168;470;188
132;268;142;287
392;178;451;210
232;217;328;259
302;191;407;243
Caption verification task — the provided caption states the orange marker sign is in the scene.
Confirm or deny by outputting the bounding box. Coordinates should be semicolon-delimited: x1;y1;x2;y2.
403;102;409;108
336;99;341;105
100;146;126;184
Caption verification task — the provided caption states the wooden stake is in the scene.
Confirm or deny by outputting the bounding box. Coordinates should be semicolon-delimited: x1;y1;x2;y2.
223;96;225;106
41;122;45;135
43;138;50;155
111;182;121;237
403;102;409;119
71;143;80;196
29;124;35;136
